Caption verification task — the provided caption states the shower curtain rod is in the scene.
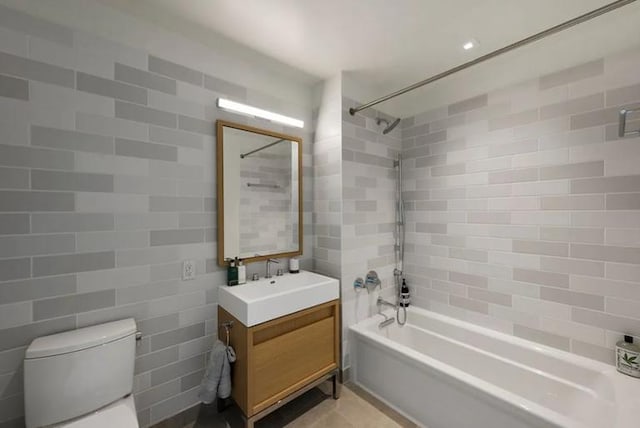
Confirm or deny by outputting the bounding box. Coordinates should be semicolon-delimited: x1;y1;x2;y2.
240;138;286;159
349;0;637;116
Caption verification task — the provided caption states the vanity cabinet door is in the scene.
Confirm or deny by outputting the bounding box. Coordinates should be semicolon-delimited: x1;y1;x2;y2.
218;300;340;418
248;300;339;414
252;316;336;412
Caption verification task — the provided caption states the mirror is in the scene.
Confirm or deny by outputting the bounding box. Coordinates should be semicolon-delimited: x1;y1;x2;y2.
217;120;302;266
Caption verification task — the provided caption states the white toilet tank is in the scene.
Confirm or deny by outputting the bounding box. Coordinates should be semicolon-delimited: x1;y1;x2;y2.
24;319;137;428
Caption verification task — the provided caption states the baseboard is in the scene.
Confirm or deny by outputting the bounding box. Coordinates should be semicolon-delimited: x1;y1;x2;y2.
341;366;351;383
149;370;349;427
148;403;200;428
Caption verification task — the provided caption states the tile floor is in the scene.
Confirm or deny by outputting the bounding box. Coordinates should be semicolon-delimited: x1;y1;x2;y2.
182;382;417;428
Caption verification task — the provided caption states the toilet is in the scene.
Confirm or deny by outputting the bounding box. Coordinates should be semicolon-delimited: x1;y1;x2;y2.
23;319;139;428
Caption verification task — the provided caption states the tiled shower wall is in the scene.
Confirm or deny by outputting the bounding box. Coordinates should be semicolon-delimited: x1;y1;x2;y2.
312;77;343;280
401;45;640;364
0;4;313;427
341;97;401;369
311;79;403;370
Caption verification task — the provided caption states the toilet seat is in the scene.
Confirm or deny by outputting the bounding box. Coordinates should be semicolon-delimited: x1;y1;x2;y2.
56;395;139;428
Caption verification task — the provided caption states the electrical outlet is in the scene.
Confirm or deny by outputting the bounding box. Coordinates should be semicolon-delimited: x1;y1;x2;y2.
182;260;195;281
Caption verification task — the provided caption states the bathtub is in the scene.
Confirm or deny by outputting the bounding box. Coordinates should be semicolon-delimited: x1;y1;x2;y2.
349;306;639;428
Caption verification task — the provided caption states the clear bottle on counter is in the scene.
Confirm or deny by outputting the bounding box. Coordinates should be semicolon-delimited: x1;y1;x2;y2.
289;257;299;273
238;259;246;285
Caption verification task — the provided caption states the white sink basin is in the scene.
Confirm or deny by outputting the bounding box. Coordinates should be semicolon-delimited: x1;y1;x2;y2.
218;270;339;327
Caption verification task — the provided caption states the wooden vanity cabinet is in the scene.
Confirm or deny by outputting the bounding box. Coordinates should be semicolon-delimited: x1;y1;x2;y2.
218;299;340;419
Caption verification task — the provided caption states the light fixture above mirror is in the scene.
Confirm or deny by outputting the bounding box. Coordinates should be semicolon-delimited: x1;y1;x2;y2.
217;98;304;128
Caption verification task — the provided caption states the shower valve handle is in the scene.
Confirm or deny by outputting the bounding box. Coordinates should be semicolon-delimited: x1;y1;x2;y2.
365;270;381;292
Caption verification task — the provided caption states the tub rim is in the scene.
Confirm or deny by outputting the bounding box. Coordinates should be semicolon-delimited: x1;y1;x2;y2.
349;305;629;428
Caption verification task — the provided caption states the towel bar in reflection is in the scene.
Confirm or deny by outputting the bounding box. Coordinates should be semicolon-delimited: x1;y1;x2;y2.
247;183;280;189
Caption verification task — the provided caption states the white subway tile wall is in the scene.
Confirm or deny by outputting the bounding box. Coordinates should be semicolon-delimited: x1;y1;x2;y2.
0;4;313;428
401;45;640;365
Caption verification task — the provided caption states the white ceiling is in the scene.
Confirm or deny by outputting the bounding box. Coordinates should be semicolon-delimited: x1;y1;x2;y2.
104;0;640;116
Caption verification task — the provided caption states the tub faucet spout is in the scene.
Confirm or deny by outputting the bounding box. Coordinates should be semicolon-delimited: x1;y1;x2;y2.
377;298;396;328
378;316;395;328
377;297;397;310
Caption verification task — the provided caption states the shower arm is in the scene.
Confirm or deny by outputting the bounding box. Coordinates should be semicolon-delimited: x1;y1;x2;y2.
349;0;636;116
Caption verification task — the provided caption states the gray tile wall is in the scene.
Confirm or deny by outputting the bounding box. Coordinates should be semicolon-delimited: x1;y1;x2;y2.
340;97;402;368
311;78;346;367
238;149;297;255
0;5;313;427
401;45;640;365
312;78;342;280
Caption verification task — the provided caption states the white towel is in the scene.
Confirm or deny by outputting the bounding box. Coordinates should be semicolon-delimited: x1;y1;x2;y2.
199;339;236;403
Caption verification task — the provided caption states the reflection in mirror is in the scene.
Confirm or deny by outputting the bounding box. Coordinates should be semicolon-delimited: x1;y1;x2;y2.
217;121;302;265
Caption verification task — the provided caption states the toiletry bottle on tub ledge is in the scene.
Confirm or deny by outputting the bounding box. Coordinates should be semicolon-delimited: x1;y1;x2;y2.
616;335;640;378
400;278;410;307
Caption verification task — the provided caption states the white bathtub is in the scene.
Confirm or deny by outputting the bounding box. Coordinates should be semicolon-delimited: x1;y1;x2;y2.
350;306;639;428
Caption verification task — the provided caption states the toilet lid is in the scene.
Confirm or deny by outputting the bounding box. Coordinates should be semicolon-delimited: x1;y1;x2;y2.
57;395;139;428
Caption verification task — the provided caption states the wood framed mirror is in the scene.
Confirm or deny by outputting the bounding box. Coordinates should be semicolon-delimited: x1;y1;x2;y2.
217;120;303;266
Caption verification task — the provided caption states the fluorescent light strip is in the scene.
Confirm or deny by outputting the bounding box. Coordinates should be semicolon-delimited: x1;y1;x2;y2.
217;98;304;128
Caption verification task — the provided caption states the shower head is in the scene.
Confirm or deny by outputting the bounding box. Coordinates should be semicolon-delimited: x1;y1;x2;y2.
376;117;401;135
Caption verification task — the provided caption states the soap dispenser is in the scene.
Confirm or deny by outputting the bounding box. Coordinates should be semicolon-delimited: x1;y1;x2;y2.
616;335;640;378
227;259;238;286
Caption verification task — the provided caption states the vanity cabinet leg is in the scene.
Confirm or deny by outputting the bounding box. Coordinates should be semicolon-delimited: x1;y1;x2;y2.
332;373;341;399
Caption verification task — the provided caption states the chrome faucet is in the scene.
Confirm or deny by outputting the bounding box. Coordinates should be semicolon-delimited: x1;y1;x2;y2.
265;258;280;279
377;296;397;310
376;297;397;328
